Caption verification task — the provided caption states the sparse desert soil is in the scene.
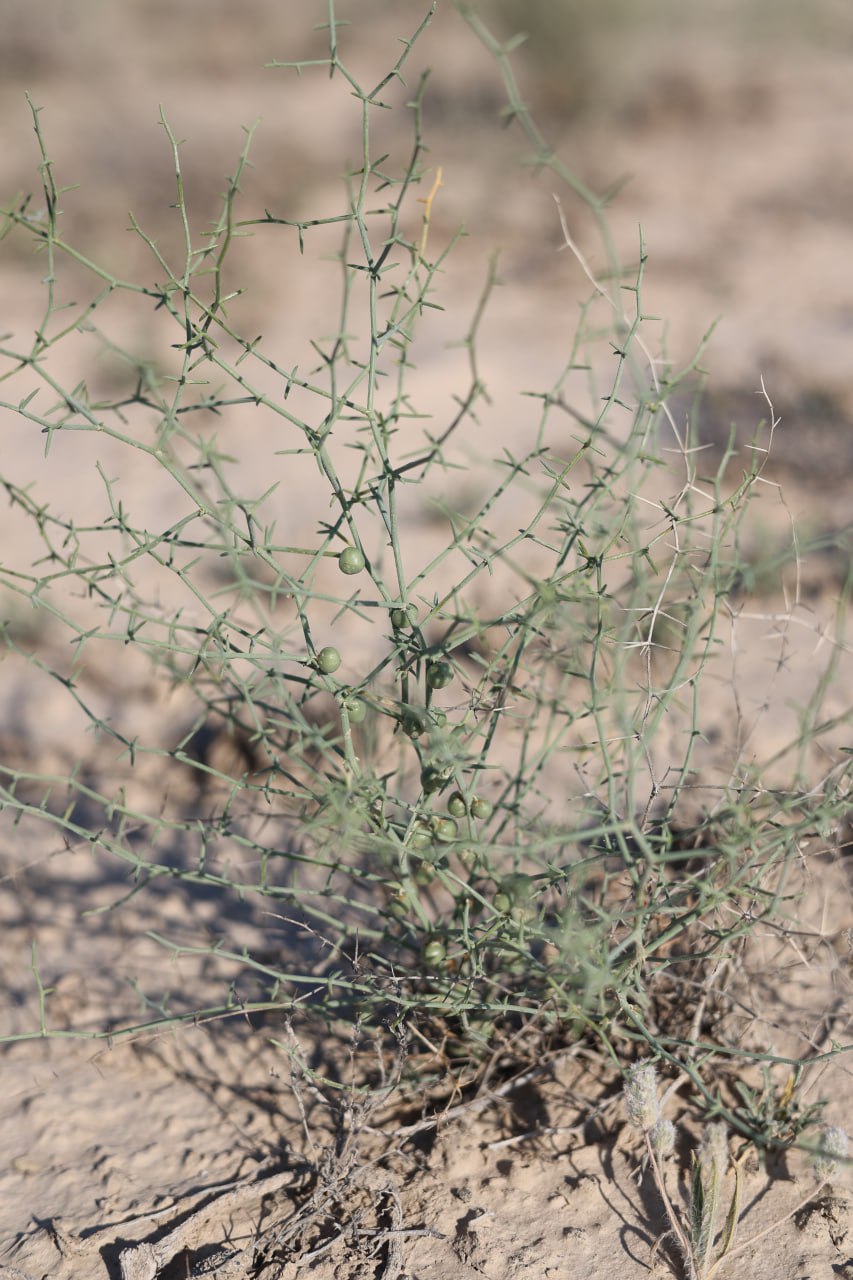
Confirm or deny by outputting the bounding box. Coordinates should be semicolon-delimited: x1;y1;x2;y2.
2;5;853;1278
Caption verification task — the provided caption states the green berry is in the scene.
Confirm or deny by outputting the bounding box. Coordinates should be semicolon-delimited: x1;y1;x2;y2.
413;862;435;887
408;823;432;851
338;546;366;575
503;873;534;902
316;646;342;674
422;938;446;966
426;660;453;690
420;762;450;793
471;796;493;821
343;697;367;724
431;816;457;843
420;766;446;794
390;603;418;629
496;874;536;921
401;707;427;738
447;792;467;818
388;893;409;920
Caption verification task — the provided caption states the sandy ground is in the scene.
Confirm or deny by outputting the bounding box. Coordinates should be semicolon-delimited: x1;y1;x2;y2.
2;837;851;1280
2;5;853;1278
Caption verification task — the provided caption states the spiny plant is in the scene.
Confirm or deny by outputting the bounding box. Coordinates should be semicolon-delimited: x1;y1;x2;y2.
0;1;850;1135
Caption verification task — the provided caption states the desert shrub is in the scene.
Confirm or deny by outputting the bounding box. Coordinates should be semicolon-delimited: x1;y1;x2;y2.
0;2;849;1142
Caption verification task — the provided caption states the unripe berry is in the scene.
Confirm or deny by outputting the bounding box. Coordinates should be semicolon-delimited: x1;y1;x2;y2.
447;792;467;817
338;546;365;575
471;796;493;820
426;661;453;690
316;646;341;674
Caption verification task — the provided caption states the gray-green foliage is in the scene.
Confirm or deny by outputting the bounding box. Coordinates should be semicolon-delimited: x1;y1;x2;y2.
0;3;849;1111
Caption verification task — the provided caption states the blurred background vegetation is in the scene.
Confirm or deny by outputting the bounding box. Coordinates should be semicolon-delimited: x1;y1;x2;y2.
495;0;853;116
3;0;853;485
3;0;853;248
